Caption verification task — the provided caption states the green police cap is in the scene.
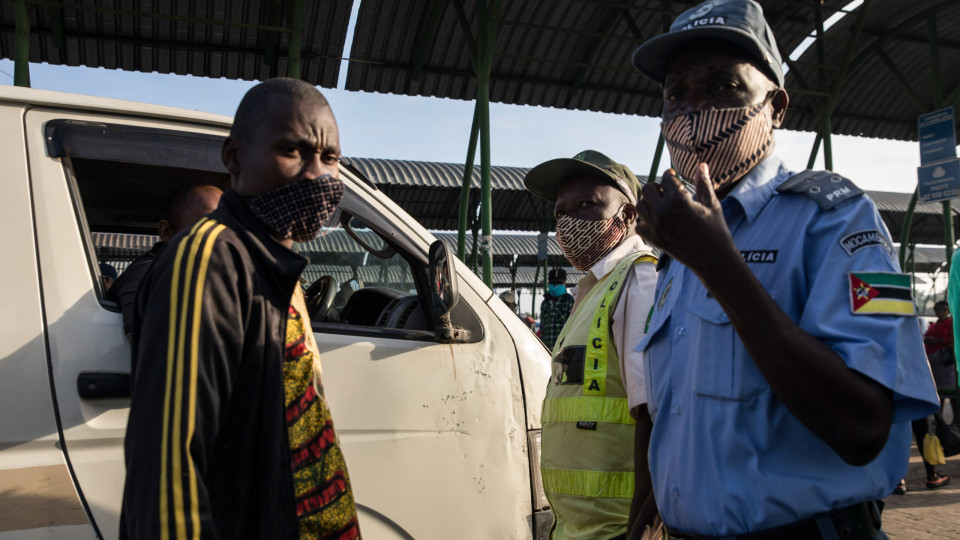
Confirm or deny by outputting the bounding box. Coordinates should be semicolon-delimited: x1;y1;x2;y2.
523;150;642;205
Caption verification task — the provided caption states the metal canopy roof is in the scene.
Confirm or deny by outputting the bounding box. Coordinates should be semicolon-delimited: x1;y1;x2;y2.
4;0;959;143
346;1;848;122
93;229;585;285
344;0;960;142
783;0;960;141
348;156;553;231
0;0;353;86
350;156;960;247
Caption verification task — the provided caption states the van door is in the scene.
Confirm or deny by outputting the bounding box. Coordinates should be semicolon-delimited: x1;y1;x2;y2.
24;108;229;539
0;103;96;538
300;207;534;538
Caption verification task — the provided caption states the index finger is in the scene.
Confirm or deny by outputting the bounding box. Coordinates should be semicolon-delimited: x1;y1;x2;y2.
660;168;688;199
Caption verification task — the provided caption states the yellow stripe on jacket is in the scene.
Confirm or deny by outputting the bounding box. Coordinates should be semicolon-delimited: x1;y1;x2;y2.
159;218;225;540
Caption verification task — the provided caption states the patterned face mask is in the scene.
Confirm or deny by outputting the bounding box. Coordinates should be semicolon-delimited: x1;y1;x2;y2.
661;96;774;191
248;175;344;243
555;206;627;271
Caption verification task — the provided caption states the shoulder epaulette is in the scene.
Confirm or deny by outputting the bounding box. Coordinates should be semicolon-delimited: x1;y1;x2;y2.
656;253;671;272
775;170;863;211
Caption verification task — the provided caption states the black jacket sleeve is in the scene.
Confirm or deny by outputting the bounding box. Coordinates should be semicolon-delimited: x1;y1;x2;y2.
121;219;249;540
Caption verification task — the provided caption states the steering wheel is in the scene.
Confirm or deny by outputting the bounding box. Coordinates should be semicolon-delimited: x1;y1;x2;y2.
305;275;337;322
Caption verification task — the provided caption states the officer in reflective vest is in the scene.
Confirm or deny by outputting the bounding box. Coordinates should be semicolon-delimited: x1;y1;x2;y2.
524;150;658;540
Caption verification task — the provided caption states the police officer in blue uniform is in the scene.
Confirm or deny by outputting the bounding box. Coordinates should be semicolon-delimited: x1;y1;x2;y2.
629;1;940;538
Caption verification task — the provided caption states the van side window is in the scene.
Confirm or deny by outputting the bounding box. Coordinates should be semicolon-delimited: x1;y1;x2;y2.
45;120;229;308
297;214;438;338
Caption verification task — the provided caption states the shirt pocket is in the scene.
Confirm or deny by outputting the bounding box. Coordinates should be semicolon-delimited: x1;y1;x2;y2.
687;299;770;402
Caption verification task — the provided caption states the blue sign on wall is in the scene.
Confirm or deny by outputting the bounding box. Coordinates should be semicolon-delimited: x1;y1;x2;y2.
918;107;957;165
918;158;960;204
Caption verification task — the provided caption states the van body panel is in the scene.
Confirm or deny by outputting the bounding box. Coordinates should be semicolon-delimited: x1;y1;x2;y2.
0;88;551;539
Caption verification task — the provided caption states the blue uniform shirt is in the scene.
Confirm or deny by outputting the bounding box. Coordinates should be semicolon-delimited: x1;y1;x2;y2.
638;155;939;536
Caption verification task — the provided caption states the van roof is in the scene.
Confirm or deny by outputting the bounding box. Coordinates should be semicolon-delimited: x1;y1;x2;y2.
0;84;233;128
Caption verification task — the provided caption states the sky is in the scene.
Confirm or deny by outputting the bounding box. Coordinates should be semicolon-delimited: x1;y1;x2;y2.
0;57;931;196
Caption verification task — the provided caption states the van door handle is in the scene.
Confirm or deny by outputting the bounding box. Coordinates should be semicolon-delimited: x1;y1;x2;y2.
77;372;131;399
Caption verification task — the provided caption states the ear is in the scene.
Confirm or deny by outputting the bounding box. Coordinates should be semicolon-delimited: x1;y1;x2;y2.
158;219;173;242
769;88;789;129
222;137;241;175
621;202;639;226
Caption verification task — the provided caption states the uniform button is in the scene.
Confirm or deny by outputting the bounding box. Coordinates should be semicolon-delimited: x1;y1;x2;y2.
677;326;686;337
672;486;680;497
672;406;681;416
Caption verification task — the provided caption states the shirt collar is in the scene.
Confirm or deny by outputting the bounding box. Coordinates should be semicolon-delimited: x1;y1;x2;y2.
589;235;650;280
724;154;794;224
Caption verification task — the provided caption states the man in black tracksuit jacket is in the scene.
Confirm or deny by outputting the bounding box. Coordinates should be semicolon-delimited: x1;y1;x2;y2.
121;79;354;539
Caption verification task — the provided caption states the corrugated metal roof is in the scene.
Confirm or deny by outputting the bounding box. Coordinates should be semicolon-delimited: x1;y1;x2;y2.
91;228;953;278
93;230;582;285
5;0;954;143
350;156;960;246
0;0;353;87
349;156;559;231
783;0;960;141
344;1;854;127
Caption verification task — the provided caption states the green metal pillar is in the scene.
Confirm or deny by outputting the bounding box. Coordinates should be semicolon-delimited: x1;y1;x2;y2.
928;15;953;277
899;190;919;270
14;0;30;87
821;117;833;171
648;133;665;182
474;0;501;288
457;103;481;262
531;263;541;316
806;134;822;170
287;0;304;79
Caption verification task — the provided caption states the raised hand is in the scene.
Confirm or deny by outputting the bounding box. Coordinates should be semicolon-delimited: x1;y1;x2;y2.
636;163;738;275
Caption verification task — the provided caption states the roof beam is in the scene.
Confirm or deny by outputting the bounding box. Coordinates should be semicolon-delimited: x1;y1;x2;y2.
448;0;478;69
364;60;662;98
928;14;943;107
875;47;927;112
264;0;283;69
566;3;625;104
858;28;960;53
25;0;294;33
492;53;638;73
498;18;642;43
410;0;446;82
1;25;337;60
844;1;955;79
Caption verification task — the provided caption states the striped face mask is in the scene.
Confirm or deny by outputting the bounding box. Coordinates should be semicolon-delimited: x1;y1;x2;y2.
661;97;774;191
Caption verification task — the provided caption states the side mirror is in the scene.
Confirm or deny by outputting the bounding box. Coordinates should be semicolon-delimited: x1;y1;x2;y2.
428;240;468;343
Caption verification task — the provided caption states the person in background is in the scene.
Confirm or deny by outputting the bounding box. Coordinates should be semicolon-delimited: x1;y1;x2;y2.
925;301;955;389
631;0;939;537
107;184;222;339
525;150;658;539
100;262;118;291
539;268;574;350
909;301;952;491
121;78;359;540
500;289;518;313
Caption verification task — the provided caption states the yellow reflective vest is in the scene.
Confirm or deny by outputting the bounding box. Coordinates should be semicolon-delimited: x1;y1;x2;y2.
540;251;655;540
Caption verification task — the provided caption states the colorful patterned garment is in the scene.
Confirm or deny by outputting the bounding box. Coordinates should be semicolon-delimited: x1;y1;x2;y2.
285;288;360;540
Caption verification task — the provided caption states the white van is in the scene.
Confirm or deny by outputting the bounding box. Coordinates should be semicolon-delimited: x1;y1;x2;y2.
0;85;552;539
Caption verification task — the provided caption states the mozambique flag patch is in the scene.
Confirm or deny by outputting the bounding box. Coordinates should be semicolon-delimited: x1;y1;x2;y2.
849;272;914;316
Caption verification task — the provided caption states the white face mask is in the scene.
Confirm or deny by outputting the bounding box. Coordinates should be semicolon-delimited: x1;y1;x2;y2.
661;97;774;192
